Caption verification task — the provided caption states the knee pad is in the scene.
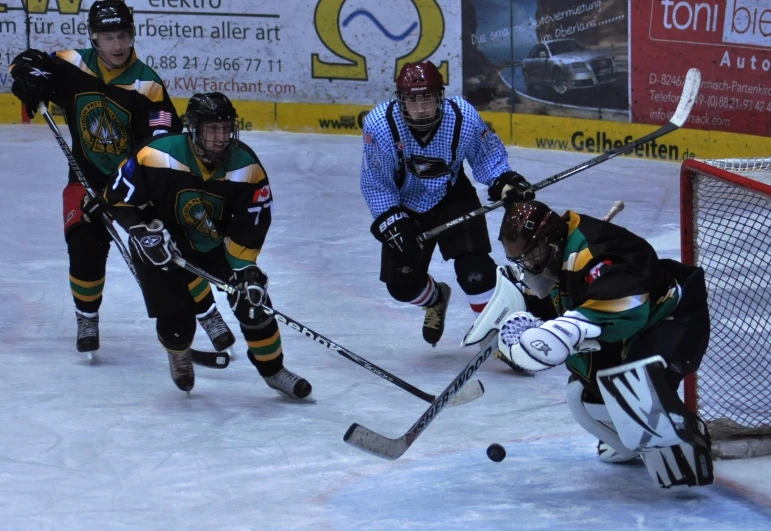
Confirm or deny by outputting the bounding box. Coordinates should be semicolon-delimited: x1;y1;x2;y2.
156;311;196;351
566;380;638;462
386;274;429;303
453;252;496;295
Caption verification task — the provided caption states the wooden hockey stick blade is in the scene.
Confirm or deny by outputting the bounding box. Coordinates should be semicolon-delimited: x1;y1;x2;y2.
603;201;625;222
669;68;701;127
191;348;230;369
344;329;498;460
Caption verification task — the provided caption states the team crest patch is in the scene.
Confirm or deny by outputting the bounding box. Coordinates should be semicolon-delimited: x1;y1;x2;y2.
75;94;130;174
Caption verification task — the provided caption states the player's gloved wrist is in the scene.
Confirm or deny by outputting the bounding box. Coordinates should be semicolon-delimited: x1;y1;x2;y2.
228;265;268;322
10;49;56;118
370;206;422;257
128;220;179;271
488;171;535;204
81;193;106;223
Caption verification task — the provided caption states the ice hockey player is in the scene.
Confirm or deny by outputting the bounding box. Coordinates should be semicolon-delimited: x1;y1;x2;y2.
8;0;234;358
360;60;534;351
92;92;311;398
466;200;713;489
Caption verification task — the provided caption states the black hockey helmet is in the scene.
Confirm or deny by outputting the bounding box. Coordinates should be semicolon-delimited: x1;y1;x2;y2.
88;0;135;35
499;200;567;275
185;92;239;165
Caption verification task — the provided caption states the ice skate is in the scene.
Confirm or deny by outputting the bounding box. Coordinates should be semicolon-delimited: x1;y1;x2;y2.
422;282;451;346
167;348;195;393
263;367;312;400
75;310;99;363
198;306;236;355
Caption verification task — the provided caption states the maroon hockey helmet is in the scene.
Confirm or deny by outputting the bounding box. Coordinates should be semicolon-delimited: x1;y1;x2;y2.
499;200;567;275
395;61;445;131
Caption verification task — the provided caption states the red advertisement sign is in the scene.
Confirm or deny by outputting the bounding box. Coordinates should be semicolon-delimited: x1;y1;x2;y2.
632;0;771;137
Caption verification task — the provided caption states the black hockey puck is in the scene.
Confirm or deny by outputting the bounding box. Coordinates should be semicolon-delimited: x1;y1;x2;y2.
487;443;506;462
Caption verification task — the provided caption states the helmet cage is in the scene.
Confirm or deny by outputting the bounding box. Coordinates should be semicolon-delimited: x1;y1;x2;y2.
499;202;566;275
395;88;445;131
395;61;445;131
185;93;239;165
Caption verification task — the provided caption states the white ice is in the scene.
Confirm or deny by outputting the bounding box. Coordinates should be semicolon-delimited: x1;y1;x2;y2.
1;125;770;530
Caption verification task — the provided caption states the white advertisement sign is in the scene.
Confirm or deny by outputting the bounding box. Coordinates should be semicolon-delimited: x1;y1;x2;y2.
0;0;462;104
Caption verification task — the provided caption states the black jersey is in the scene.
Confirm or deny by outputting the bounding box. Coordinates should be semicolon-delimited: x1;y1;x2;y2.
48;48;181;189
105;133;273;270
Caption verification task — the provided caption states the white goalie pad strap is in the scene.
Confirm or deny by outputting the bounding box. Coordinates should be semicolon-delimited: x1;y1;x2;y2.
566;381;638;461
640;443;714;489
461;265;526;346
597;355;688;452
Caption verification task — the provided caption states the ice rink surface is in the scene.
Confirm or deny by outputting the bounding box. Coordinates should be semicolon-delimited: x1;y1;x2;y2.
1;125;770;530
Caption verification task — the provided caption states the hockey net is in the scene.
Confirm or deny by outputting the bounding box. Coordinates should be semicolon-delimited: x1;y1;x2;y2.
681;157;771;459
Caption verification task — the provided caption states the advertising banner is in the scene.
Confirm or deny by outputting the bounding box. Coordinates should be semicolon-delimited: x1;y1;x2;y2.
462;0;629;121
0;0;461;104
631;0;771;138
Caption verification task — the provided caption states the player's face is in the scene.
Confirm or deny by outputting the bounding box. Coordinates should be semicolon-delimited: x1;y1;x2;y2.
94;29;134;68
403;93;437;120
199;121;233;157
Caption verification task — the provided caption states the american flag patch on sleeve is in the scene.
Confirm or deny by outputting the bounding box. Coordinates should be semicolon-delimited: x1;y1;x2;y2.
149;110;173;127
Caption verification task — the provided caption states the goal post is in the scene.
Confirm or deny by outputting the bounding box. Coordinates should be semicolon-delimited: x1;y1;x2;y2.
681;157;771;459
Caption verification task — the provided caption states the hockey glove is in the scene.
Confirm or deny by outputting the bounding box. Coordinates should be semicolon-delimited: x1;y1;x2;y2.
10;49;56;118
81;192;107;223
488;171;535;205
128;220;179;270
370;206;422;258
228;265;269;322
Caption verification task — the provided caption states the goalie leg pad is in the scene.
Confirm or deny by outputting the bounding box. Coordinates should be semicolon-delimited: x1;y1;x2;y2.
640;440;714;489
462;265;526;346
566;380;639;463
597;355;702;452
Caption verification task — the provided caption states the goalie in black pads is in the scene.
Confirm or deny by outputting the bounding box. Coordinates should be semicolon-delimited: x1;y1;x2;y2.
98;92;311;399
7;0;234;358
484;200;712;489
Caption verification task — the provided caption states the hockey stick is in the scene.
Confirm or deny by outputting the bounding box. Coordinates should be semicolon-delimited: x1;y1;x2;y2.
343;328;499;460
416;68;701;243
345;199;628;460
38;102;227;369
38;102;139;282
171;256;485;407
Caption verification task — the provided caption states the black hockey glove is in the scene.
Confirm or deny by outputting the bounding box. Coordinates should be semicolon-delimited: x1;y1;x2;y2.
128;220;179;271
81;193;107;223
370;207;422;258
10;49;56;118
228;265;268;322
488;171;535;205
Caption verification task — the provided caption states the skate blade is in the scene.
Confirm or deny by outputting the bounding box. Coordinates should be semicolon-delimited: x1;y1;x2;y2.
84;351;98;365
271;388;316;403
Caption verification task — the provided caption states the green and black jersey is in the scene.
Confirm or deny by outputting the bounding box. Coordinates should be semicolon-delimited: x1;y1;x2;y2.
105;133;272;270
539;211;680;375
47;48;181;188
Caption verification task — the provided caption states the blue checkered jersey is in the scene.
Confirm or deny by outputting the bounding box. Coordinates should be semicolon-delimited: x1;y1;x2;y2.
360;96;512;218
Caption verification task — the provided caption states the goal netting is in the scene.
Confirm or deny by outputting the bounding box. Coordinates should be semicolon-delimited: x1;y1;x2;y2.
681;156;771;459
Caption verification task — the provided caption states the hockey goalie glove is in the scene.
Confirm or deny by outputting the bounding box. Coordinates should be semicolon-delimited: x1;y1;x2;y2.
10;49;56;118
506;311;602;372
128;220;179;270
228;265;269;322
370;207;422;258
